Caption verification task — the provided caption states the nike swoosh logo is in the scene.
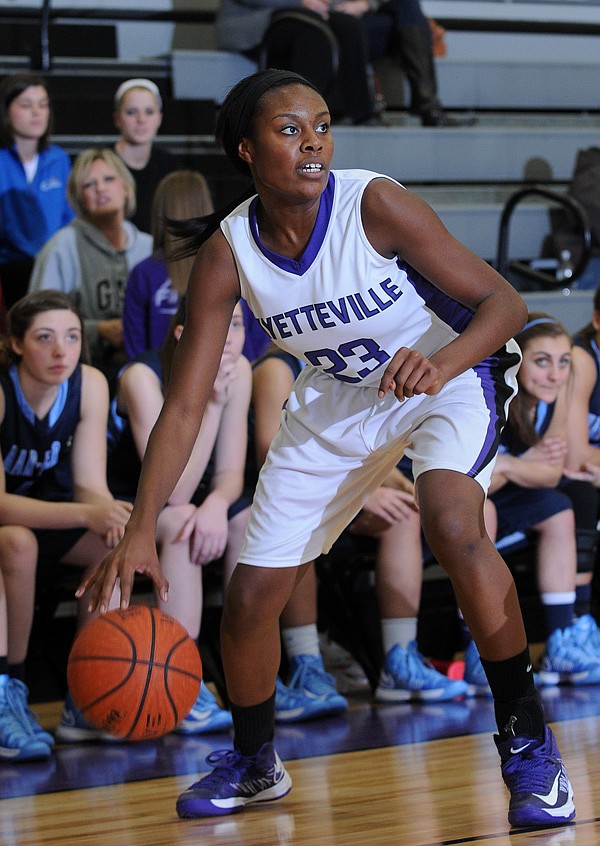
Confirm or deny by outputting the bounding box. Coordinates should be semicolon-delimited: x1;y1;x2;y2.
532;772;560;806
526;664;533;673
510;742;534;754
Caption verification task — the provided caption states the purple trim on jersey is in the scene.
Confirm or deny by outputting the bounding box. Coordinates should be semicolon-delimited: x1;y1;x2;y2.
402;261;520;479
401;263;473;333
248;173;335;275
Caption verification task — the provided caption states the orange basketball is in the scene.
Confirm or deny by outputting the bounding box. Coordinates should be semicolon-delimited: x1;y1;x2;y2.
67;606;202;742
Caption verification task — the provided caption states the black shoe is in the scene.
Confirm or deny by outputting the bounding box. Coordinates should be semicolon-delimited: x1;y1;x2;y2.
420;109;475;128
356;112;391;127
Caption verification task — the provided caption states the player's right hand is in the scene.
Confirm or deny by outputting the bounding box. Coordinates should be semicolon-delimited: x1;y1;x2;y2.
378;347;444;402
76;527;168;614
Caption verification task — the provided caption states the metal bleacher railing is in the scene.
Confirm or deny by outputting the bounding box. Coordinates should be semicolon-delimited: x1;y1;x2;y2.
1;1;216;71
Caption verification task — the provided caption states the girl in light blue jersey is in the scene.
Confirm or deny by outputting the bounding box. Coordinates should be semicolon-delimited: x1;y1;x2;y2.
0;290;132;762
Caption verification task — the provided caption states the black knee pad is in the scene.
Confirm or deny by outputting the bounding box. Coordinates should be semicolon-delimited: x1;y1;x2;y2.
576;528;599;574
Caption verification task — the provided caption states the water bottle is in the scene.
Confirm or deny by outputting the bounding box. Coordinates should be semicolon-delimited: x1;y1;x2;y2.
556;249;574;283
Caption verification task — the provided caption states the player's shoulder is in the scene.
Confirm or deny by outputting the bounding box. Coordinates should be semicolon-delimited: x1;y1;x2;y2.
333;168;403;190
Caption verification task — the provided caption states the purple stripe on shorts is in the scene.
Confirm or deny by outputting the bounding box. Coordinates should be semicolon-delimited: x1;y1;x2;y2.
404;262;520;479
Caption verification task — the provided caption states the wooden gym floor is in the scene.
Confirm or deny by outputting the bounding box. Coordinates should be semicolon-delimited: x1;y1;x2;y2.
1;683;599;846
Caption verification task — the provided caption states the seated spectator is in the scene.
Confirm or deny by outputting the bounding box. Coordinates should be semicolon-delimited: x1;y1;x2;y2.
125;169;269;364
251;345;468;717
216;0;381;125
0;73;74;310
112;78;181;234
357;0;472;126
0;291;132;760
97;297;253;736
123;169;214;360
466;314;600;688
28;148;152;378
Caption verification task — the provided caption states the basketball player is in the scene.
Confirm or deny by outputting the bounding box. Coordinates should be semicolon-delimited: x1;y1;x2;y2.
80;70;575;828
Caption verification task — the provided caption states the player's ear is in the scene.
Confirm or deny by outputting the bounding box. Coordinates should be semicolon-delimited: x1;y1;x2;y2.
238;137;254;167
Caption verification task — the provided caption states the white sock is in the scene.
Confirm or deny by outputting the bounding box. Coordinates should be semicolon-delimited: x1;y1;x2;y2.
381;617;417;654
281;624;320;660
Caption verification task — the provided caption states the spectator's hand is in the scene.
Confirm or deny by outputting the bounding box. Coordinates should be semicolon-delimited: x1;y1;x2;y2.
98;318;124;349
521;436;567;466
302;0;330;19
177;496;229;565
563;461;600;487
334;0;369;17
85;499;133;538
211;360;238;405
350;487;417;536
103;521;128;549
378;348;444;402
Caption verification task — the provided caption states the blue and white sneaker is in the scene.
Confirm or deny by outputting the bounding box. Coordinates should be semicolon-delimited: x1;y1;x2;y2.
176;682;233;735
286;655;348;715
275;676;345;723
9;678;55;746
570;614;600;658
176;741;292;818
0;675;52;762
375;642;468;702
538;625;600;686
55;691;119;743
463;639;492;697
495;724;575;827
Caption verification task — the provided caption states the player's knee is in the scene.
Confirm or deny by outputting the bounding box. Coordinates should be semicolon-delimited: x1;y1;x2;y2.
157;503;196;541
423;508;485;568
0;525;38;573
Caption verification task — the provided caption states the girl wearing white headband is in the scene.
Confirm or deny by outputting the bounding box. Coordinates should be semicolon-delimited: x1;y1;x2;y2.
113;78;179;234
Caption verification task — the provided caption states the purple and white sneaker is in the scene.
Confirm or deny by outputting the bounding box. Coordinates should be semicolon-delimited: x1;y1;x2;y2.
176;741;292;818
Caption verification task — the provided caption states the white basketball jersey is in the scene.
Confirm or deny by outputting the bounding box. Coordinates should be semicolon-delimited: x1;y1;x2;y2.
221;169;473;388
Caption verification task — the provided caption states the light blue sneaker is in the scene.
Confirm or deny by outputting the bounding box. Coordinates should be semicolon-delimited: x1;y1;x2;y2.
275;676;345;723
9;678;55;746
570;614;600;658
375;642;468;702
538;625;600;686
55;691;120;743
0;675;52;762
287;655;348;715
463;639;492;698
176;682;233;735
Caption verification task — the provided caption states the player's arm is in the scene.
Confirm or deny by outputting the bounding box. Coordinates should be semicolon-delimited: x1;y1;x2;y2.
78;230;242;612
361;179;527;399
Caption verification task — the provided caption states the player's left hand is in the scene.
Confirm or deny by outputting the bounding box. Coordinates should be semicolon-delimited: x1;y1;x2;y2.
378;347;444;402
